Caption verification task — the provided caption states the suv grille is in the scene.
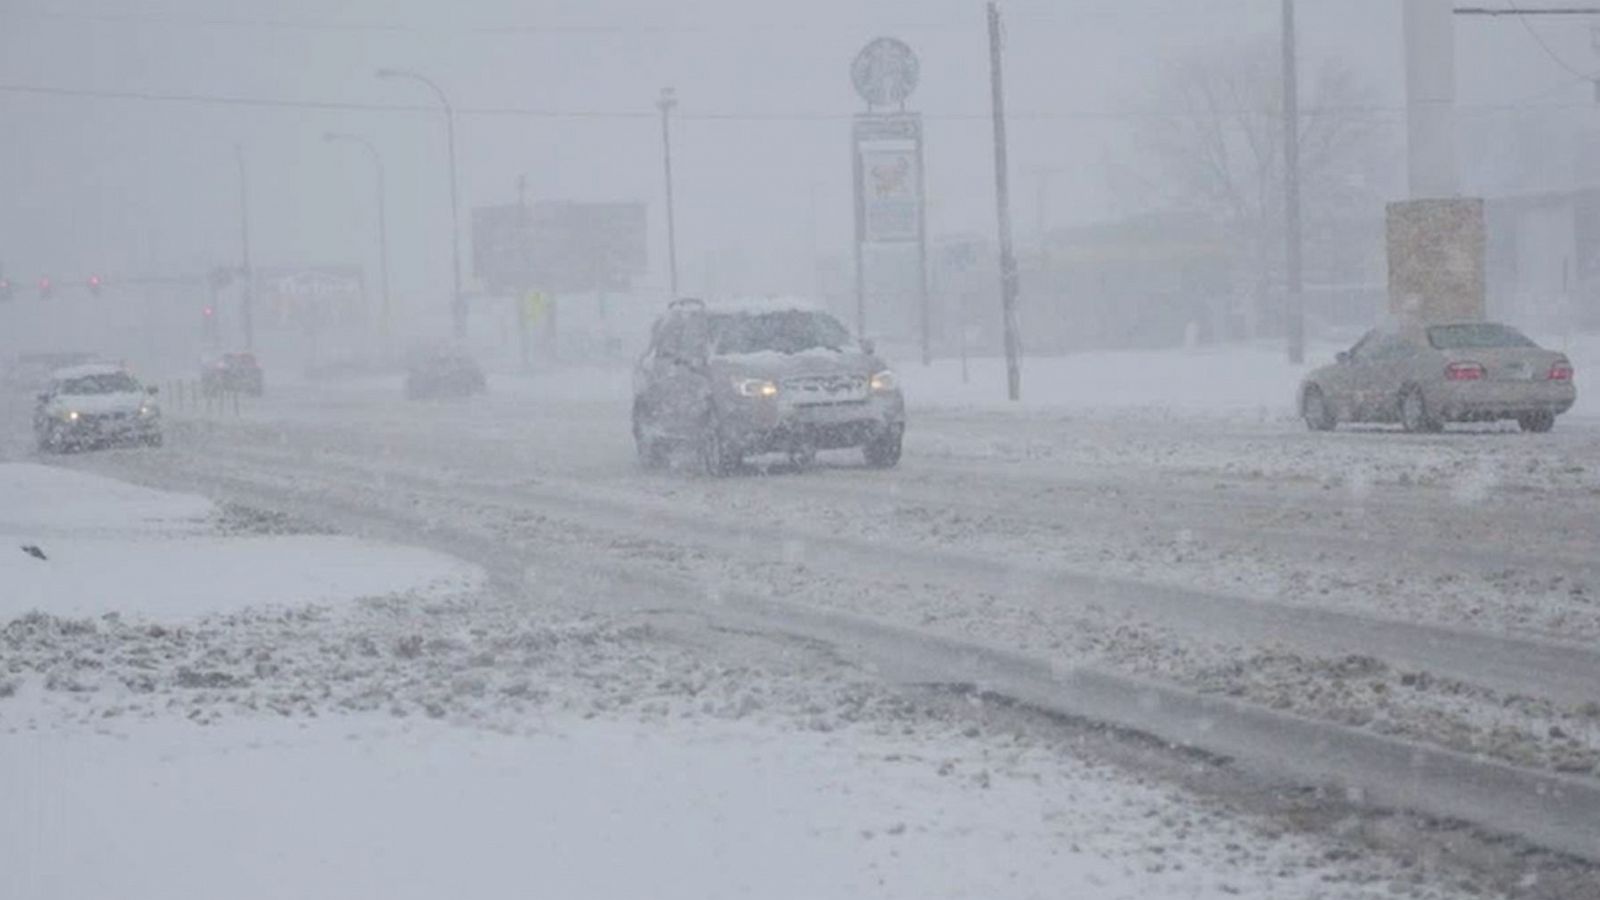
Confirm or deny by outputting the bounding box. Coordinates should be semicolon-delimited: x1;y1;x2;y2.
784;374;868;406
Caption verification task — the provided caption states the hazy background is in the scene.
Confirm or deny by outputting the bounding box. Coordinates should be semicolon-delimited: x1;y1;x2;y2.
3;0;1599;357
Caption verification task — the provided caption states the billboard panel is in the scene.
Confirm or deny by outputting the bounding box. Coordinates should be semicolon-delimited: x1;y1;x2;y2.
1386;198;1486;324
853;114;924;246
472;201;648;294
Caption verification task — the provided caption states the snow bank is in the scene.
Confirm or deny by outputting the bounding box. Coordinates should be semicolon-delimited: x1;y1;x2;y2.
0;714;1430;900
0;463;481;620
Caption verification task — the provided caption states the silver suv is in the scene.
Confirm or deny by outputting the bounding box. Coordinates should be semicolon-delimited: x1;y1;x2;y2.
632;300;906;474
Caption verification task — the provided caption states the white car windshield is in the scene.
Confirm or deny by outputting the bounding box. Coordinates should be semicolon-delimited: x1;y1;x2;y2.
59;373;140;395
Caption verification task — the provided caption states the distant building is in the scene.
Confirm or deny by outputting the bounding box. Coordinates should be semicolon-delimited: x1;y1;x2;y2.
1486;187;1600;332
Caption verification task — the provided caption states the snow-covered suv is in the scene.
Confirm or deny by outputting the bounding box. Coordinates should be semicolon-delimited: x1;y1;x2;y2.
632;300;906;474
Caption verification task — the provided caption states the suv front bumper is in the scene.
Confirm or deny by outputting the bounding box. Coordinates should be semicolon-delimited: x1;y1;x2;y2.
720;393;905;454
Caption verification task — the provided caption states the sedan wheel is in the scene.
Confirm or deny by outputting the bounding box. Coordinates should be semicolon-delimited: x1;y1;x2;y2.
1399;387;1441;434
1517;411;1555;433
1302;387;1336;432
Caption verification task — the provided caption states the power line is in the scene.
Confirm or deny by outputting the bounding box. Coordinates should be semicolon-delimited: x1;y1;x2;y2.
1457;6;1600;14
0;80;1586;125
1503;0;1599;79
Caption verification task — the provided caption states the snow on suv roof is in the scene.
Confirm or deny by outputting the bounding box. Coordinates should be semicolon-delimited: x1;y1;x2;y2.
696;297;827;316
50;363;130;381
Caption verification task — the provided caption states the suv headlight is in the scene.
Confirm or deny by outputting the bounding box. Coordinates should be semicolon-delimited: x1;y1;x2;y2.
870;370;898;393
733;378;779;399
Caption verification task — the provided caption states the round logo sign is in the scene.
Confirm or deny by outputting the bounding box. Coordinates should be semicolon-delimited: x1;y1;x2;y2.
851;37;920;109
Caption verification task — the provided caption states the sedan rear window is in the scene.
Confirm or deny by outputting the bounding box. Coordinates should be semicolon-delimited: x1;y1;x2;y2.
1426;324;1536;350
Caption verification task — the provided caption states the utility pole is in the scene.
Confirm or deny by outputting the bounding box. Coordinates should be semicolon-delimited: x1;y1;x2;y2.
987;2;1022;402
234;143;255;352
377;68;465;339
1283;0;1305;365
658;87;681;298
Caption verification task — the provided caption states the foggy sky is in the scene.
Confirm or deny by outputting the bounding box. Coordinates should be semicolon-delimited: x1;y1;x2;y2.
3;0;1597;303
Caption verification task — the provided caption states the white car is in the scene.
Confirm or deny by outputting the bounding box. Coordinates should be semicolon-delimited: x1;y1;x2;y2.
33;364;163;452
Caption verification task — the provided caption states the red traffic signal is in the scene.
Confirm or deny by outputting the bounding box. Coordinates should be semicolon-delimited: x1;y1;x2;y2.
0;278;12;301
38;276;53;300
88;274;103;296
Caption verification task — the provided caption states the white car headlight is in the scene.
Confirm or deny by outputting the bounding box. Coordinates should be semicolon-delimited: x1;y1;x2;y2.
870;370;898;393
733;378;779;399
62;410;80;422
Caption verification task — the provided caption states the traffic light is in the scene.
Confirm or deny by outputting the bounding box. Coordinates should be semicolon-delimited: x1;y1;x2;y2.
202;304;218;338
38;276;53;300
88;274;103;297
0;278;12;302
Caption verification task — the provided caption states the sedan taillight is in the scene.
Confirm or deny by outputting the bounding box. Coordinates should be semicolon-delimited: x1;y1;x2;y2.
1549;362;1574;381
1445;362;1486;381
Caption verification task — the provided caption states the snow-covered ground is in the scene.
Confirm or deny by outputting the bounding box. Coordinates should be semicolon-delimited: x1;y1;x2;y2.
0;464;480;620
0;457;1493;899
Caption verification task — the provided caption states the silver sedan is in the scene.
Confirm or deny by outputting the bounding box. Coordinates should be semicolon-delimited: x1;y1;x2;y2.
1300;322;1576;433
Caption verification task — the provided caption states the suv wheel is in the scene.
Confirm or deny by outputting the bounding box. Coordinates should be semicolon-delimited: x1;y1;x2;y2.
700;415;740;477
863;425;904;469
632;403;668;470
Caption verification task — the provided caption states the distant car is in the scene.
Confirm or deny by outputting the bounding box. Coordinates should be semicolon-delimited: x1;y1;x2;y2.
5;352;97;394
33;363;162;452
1300;322;1576;433
405;347;486;400
201;352;264;396
632;299;906;474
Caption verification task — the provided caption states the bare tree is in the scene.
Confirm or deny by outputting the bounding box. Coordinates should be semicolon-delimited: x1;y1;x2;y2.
1123;39;1396;337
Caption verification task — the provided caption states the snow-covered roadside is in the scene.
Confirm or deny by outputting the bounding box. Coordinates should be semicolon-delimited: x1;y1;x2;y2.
0;466;1493;899
0;463;480;620
2;709;1461;900
895;332;1600;420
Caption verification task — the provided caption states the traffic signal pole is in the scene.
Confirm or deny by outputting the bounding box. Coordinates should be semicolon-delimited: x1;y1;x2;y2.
234;144;255;352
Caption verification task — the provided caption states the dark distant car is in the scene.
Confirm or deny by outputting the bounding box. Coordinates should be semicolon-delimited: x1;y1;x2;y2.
34;363;162;452
405;347;486;400
1300;322;1576;433
202;352;265;396
632;299;906;474
6;352;97;394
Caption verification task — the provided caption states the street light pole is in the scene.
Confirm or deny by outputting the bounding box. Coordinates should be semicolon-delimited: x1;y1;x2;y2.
233;143;255;352
657;87;681;298
1283;0;1306;365
324;132;392;352
987;2;1023;402
377;67;465;339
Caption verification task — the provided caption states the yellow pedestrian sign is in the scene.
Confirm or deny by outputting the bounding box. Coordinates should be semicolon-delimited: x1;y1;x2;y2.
522;291;549;323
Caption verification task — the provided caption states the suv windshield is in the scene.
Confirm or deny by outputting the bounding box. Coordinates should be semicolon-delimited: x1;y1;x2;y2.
59;373;139;395
711;311;852;356
1426;323;1537;350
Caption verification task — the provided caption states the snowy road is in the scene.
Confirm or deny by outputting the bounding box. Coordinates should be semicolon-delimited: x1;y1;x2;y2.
7;370;1600;887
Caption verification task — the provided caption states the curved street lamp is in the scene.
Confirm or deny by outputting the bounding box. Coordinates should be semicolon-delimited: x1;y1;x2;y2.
376;67;465;339
323;131;392;350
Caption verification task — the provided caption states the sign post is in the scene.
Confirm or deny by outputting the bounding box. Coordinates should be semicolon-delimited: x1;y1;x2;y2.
851;37;930;363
